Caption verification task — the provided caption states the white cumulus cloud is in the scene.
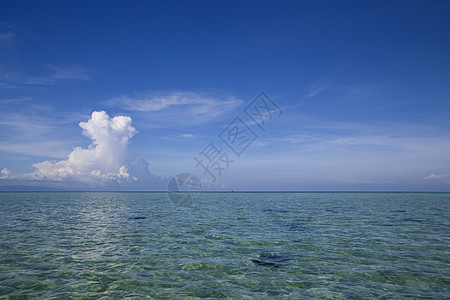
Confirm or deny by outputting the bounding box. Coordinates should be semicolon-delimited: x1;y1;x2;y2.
30;111;137;182
0;168;13;179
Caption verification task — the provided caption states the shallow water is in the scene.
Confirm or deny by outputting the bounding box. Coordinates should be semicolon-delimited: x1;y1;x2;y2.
0;192;449;298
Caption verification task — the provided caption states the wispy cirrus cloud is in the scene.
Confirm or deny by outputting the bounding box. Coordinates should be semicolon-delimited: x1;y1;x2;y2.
47;65;91;81
424;173;448;180
160;133;199;141
306;86;326;98
422;174;450;187
306;78;328;98
107;91;242;126
0;102;89;158
281;122;450;156
245;119;450;189
0;23;16;48
0;32;15;48
0;25;91;87
181;133;196;139
0;65;91;88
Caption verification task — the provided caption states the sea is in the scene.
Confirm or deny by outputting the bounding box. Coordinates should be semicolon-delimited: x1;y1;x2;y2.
0;192;449;299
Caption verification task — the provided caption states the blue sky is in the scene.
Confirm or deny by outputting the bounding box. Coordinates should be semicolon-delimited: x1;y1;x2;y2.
1;0;449;191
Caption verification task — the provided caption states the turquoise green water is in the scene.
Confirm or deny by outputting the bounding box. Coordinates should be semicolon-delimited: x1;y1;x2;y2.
0;192;449;299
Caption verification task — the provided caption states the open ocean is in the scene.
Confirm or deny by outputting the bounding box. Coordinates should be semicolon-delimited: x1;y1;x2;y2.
0;192;449;299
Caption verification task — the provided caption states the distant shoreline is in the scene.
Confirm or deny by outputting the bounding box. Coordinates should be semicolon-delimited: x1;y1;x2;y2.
1;189;449;193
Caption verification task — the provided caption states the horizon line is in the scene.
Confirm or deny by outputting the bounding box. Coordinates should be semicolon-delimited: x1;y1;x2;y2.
1;190;449;193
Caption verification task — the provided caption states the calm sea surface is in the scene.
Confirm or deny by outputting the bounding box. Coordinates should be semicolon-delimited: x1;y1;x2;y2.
0;192;449;299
